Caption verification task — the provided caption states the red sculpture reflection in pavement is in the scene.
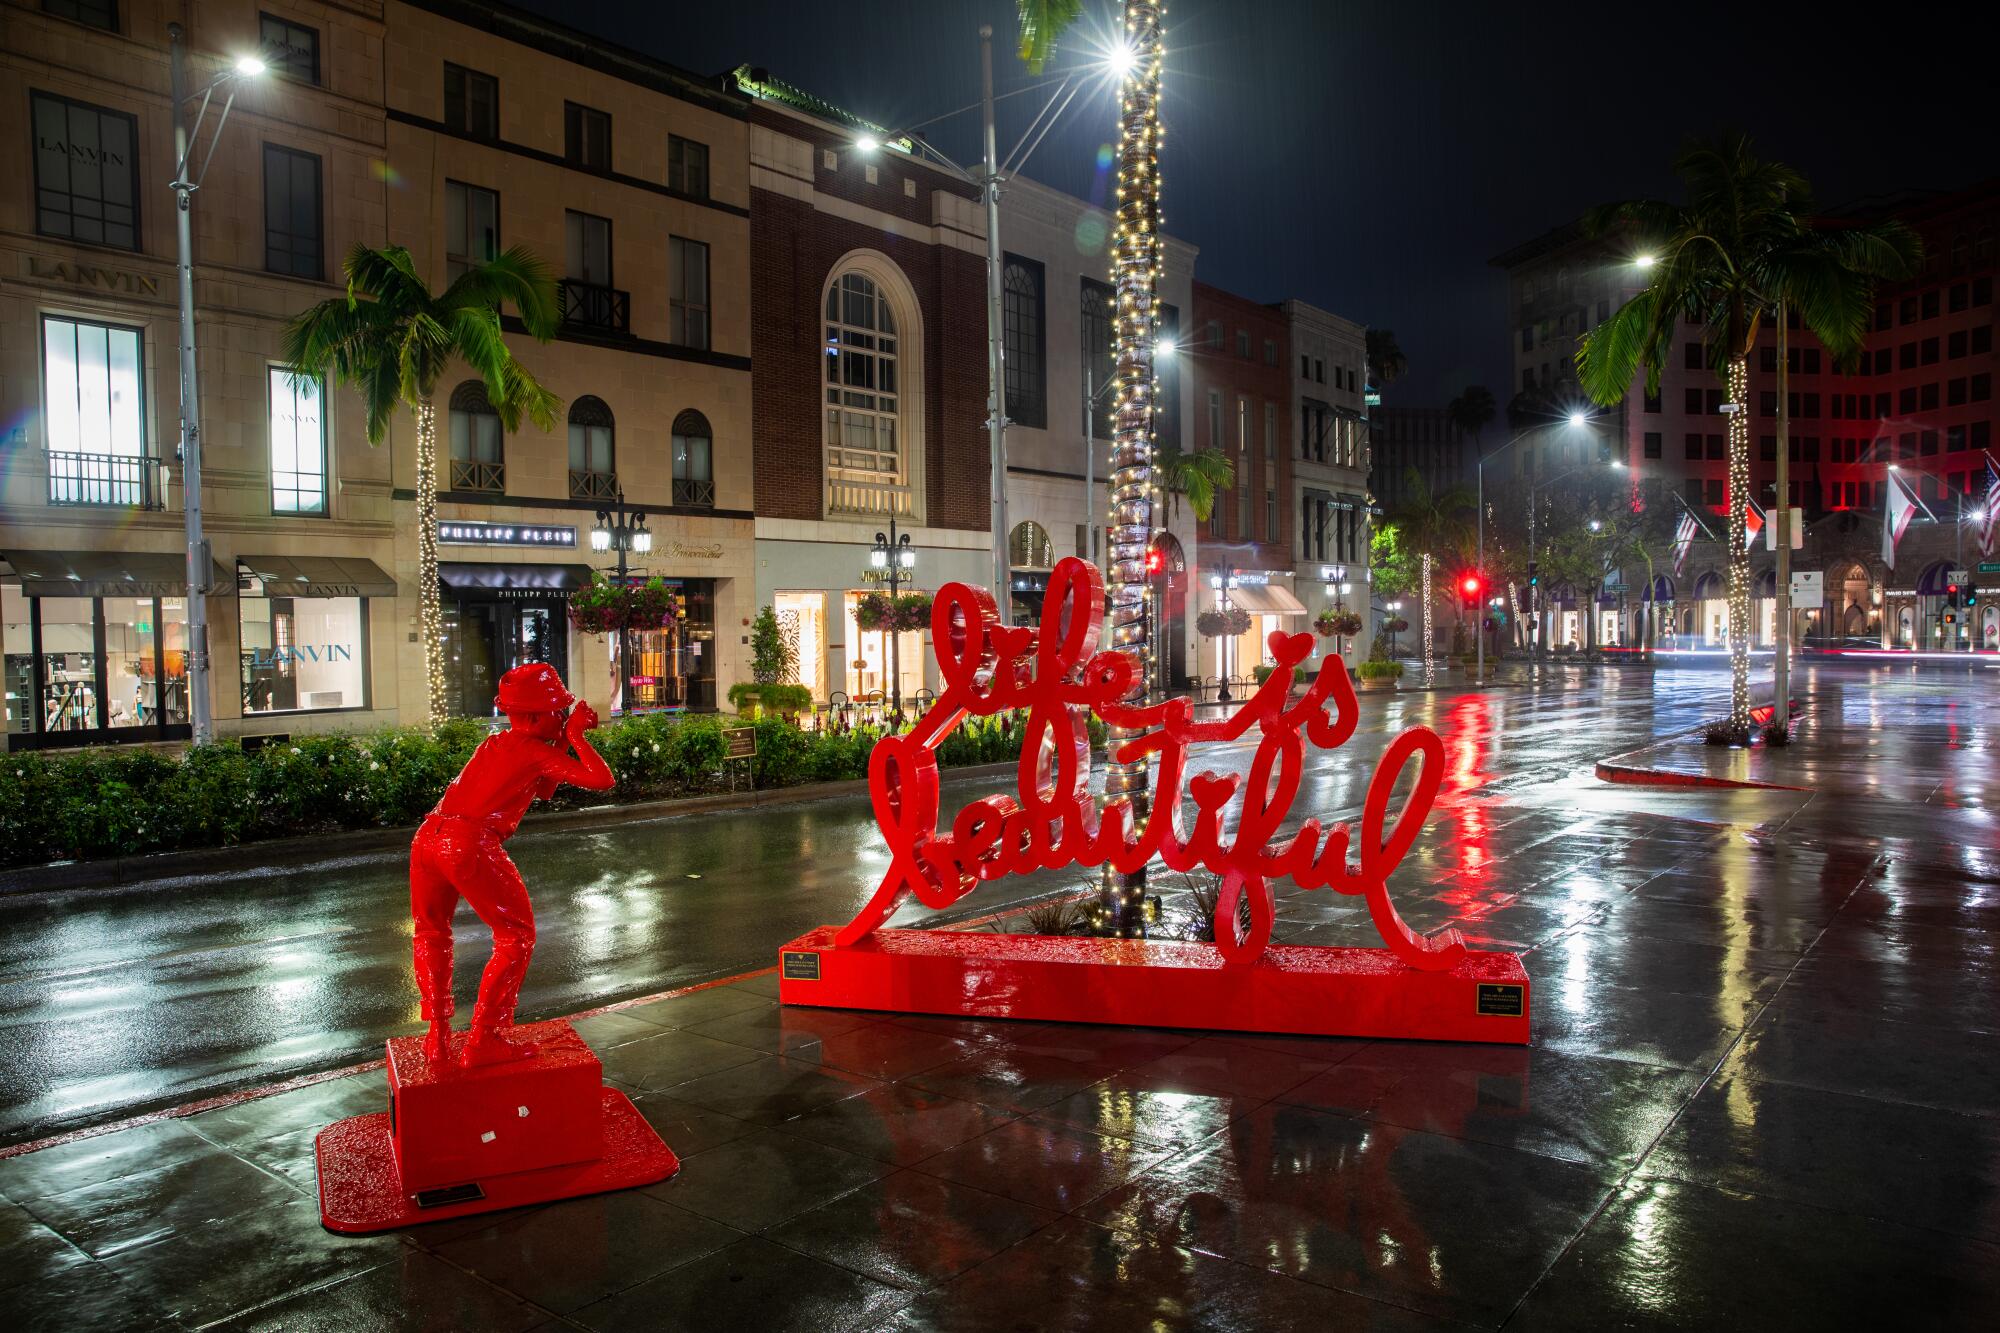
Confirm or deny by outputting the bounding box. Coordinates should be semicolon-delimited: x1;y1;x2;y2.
836;556;1466;970
410;663;614;1067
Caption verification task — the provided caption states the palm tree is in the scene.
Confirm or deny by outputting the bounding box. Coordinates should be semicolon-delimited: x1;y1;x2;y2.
1152;442;1234;526
1577;132;1918;741
1447;384;1496;447
1014;0;1084;70
282;243;561;725
1365;328;1407;392
1386;467;1475;687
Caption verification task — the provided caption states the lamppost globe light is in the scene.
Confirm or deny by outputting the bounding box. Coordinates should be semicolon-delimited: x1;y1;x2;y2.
898;547;915;569
1153;338;1174;360
1210;574;1222;589
235;54;268;76
631;528;652;555
1567;410;1588;427
589;525;611;553
869;546;887;568
855;133;880;153
1635;253;1657;269
1339;582;1352;595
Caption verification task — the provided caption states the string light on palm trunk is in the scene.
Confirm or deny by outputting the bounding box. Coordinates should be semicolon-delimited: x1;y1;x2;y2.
1725;357;1752;734
1100;0;1166;937
416;400;447;725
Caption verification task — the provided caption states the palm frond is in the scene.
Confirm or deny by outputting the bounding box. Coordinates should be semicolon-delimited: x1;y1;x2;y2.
395;311;454;405
1014;0;1083;73
342;243;430;311
442;246;561;340
1577;289;1659;406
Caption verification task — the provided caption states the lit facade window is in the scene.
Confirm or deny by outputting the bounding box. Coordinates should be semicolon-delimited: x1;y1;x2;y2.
269;366;326;514
825;271;901;485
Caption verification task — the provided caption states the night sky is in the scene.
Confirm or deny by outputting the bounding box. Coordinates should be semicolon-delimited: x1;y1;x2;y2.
517;0;1993;405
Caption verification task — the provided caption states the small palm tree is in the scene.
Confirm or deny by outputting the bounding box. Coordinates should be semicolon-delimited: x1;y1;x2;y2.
1153;441;1235;525
1387;467;1475;687
1447;384;1496;448
282;244;561;725
1014;0;1084;70
1578;132;1918;740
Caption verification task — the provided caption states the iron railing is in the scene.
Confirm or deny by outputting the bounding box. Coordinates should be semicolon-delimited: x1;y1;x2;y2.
47;452;163;508
672;477;715;508
570;468;620;501
559;279;631;334
450;458;506;493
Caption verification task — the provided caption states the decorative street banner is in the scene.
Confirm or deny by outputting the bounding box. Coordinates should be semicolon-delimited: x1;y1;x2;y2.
779;556;1530;1044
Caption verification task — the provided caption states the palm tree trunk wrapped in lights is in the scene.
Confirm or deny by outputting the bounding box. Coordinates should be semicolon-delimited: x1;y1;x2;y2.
1098;0;1165;936
1419;551;1434;686
1723;357;1752;730
413;399;443;717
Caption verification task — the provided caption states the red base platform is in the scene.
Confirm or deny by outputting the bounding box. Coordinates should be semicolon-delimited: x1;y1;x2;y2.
777;927;1530;1045
314;1020;678;1234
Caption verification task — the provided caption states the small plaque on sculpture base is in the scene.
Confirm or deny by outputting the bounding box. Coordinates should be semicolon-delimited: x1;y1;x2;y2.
315;1019;679;1234
777;927;1531;1045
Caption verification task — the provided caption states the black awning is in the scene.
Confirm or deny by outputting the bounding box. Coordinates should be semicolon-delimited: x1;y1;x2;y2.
439;562;595;593
238;554;398;599
2;549;231;598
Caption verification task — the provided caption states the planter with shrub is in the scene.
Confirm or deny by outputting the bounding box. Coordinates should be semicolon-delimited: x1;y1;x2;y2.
1355;659;1404;688
726;682;814;718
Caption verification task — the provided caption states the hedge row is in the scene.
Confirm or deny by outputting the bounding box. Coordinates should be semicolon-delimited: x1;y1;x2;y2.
0;710;1089;871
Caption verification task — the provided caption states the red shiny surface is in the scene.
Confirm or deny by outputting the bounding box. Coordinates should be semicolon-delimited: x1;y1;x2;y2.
315;1087;677;1235
835;557;1465;971
387;1020;604;1191
779;927;1530;1044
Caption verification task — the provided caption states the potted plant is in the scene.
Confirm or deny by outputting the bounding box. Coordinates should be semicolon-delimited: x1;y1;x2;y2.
1356;658;1404;689
728;681;813;719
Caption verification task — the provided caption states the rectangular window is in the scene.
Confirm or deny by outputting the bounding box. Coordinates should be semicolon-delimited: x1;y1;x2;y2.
1900;341;1918;369
563;102;610;172
443;179;498;281
1948;378;1967;407
443;63;498;140
41;315;148;504
1921;337;1939;365
1265;492;1277;542
668;135;709;198
1974;325;1993;354
1001;253;1046;429
1235;330;1250;358
1705;479;1724;505
1920;383;1938;410
1521;326;1534;351
1684;387;1703;415
1643;388;1660;413
1759;346;1776;373
1300;354;1310;378
1804;349;1821;373
1922;289;1939;319
1950;283;1969;313
1760;391;1778;416
31;90;140;251
564;210;612;285
43;0;116;28
669;235;710;349
1263;401;1276;460
1974;373;1993;402
259;13;320;83
1706;388;1725;414
1949;330;1967;359
1920;430;1938;456
262;144;322;278
240;594;367;713
1686;342;1703;370
268;367;326;514
1263;338;1278;366
1706;434;1723;460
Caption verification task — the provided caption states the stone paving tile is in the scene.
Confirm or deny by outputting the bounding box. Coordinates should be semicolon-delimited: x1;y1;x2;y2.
1642;1070;2000;1244
213;1248;549;1332
659;1053;887;1126
777;1023;981;1083
647;1126;892;1232
570;1235;910;1333
1280;1043;1698;1170
885;1215;1465;1332
23;1150;303;1258
1513;1176;2000;1330
0;1233;173;1333
1120;1035;1337;1100
566;1008;676;1050
763;1168;1058;1292
911;1117;1180;1214
1526;979;1761;1072
1082;1102;1615;1327
681;1001;883;1058
181;1075;385;1150
1717;1004;2000;1118
619;985;773;1029
781;1083;1018;1167
0;1119;219;1205
1765;952;2000;1034
1027;1072;1267;1151
626;1092;763;1158
594;1025;778;1091
902;1047;1117;1116
425;1189;740;1315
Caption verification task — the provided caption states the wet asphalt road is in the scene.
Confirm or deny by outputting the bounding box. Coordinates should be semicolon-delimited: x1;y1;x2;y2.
0;663;1965;1147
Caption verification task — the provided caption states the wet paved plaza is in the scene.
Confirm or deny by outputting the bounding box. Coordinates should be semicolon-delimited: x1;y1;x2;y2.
1;664;1996;1329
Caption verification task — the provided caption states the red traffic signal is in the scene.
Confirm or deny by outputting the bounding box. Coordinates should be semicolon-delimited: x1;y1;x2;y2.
1144;548;1164;574
1460;575;1482;596
1459;574;1484;608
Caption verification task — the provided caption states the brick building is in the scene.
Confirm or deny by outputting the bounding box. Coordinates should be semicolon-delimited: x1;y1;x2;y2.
1492;178;1999;653
1282;300;1371;652
733;67;992;704
1187;281;1300;681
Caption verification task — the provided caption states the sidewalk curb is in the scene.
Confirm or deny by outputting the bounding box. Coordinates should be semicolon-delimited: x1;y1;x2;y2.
0;760;1021;898
1592;761;1809;792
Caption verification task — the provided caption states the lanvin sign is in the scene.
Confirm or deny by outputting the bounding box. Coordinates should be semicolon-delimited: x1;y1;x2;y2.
249;643;355;669
26;255;161;297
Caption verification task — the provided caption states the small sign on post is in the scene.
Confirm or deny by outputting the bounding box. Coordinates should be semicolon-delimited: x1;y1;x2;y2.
722;727;756;794
1789;570;1824;603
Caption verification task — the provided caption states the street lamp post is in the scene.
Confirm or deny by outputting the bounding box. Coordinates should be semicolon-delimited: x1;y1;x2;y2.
590;493;652;717
168;25;267;744
869;519;917;717
1386;599;1403;657
1210;570;1237;702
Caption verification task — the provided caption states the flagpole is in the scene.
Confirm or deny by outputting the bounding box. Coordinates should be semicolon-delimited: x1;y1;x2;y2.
1671;488;1720;540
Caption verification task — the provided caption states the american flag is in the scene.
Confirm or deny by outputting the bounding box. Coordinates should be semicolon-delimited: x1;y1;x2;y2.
1981;459;1999;559
1672;512;1699;577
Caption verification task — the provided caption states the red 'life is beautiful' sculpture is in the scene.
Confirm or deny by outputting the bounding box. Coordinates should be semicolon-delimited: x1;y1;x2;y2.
778;557;1531;1044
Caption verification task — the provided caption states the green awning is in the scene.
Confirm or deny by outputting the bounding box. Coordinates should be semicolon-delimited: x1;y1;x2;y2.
237;554;398;599
2;549;230;598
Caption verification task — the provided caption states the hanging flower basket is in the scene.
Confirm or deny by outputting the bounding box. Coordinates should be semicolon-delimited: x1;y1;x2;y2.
854;591;894;634
1196;607;1253;638
568;574;680;635
1315;610;1363;638
890;592;933;634
1384;617;1410;633
857;591;934;635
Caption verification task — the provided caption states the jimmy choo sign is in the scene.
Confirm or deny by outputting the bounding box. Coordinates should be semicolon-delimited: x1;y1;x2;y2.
26;255;161;296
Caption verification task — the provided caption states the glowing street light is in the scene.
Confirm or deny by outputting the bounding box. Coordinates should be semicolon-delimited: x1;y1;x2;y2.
1635;253;1657;269
235;54;268;76
854;133;881;154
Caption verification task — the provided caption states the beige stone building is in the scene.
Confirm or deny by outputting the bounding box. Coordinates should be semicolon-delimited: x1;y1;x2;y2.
1;0;752;749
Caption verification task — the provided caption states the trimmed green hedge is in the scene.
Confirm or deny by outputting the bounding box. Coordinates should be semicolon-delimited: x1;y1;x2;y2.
0;710;1096;871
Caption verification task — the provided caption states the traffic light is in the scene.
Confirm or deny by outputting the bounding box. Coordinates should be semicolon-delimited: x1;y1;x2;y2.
1946;582;1961;609
1460;574;1483;610
1526;561;1539;588
1144;547;1164;576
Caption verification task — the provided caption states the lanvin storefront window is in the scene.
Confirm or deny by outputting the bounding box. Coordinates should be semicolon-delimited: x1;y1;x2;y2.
235;557;393;716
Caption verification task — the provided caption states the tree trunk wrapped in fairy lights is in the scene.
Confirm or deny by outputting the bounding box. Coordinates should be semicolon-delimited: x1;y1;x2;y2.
1724;355;1752;733
1099;0;1166;935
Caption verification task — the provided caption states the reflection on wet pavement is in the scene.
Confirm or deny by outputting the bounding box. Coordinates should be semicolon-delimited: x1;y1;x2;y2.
1;664;1997;1327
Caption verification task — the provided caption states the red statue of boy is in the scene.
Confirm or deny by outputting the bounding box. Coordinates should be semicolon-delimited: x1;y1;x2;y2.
410;663;614;1068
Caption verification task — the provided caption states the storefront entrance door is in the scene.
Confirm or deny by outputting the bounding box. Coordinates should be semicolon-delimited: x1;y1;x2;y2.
443;600;569;717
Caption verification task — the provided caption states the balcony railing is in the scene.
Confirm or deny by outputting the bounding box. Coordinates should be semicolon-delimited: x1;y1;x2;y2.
570;468;620;501
47;451;164;509
559;279;631;335
826;476;915;519
672;477;715;508
449;458;506;493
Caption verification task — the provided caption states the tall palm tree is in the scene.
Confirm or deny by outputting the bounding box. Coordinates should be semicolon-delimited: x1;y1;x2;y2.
1387;467;1475;687
1152;441;1234;526
1447;384;1496;447
1014;0;1084;70
1365;328;1407;392
1577;132;1918;741
282;243;561;725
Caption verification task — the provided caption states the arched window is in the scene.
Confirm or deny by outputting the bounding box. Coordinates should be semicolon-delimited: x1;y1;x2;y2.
1003;255;1045;428
568;396;615;499
1009;520;1054;570
447;380;503;493
672;409;713;508
825;269;905;515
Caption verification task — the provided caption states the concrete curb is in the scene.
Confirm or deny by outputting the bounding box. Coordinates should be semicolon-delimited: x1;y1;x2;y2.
1592;760;1809;792
0;760;1021;898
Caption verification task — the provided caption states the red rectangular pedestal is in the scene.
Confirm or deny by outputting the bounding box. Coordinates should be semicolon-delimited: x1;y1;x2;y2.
778;927;1531;1045
388;1019;604;1191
